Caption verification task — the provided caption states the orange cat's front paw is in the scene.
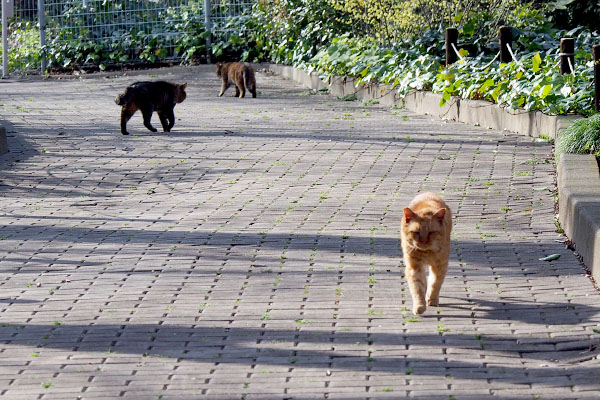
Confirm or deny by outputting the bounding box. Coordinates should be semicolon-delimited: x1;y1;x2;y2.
413;304;426;315
427;297;439;307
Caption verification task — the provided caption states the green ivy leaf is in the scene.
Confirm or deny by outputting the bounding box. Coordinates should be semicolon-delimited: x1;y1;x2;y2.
440;90;451;106
480;79;495;93
491;85;503;102
539;253;561;262
532;53;542;73
540;84;552;99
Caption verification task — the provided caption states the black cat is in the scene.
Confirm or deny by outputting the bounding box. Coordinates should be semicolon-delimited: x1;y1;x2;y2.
115;81;187;135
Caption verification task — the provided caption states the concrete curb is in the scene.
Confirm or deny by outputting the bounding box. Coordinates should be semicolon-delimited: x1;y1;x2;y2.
0;122;7;155
557;154;600;283
263;63;580;139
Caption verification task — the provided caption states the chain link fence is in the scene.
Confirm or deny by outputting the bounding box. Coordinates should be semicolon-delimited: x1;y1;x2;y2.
1;0;254;75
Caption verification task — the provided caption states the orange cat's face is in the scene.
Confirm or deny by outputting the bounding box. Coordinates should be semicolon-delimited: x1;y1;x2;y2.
402;208;448;252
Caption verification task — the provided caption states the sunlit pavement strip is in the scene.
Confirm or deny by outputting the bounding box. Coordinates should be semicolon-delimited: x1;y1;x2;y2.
0;65;599;399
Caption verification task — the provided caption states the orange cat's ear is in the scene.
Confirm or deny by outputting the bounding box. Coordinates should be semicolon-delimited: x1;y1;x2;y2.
434;208;446;221
403;208;415;223
181;82;187;89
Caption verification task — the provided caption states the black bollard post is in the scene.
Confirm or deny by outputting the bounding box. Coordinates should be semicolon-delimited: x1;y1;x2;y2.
445;28;458;67
560;38;575;75
593;45;600;112
499;26;513;63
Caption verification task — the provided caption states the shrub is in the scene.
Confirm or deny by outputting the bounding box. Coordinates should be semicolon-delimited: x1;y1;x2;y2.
211;14;257;61
326;0;544;45
250;1;599;116
43;1;209;70
555;114;600;160
548;0;600;32
249;0;352;65
0;21;42;72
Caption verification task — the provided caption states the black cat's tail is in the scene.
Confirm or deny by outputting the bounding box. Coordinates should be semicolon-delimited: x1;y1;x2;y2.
115;88;133;106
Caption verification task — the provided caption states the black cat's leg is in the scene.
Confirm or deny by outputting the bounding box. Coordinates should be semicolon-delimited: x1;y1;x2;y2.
120;107;136;135
166;108;176;131
141;108;157;132
234;85;240;98
250;83;257;98
158;112;170;132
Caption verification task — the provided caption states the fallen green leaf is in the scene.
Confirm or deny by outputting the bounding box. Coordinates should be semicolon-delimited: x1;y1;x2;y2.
539;253;561;262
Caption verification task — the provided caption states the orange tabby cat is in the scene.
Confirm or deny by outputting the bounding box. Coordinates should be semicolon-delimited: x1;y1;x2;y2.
401;192;452;315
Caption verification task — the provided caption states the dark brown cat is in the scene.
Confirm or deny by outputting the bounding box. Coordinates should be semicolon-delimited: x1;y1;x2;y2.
216;62;257;98
115;81;187;135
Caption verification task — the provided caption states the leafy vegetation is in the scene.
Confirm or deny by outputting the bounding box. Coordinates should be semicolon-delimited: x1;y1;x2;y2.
548;0;600;32
555;114;600;159
0;21;42;72
248;1;598;116
326;0;536;44
2;0;246;72
248;0;351;66
44;1;210;70
431;28;597;116
306;29;597;115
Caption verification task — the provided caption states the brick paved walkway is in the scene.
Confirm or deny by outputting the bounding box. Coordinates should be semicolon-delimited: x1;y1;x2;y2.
1;65;599;399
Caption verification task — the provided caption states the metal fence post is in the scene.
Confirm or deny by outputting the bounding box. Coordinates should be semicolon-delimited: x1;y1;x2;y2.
204;0;212;63
2;0;8;78
38;0;46;73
